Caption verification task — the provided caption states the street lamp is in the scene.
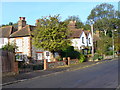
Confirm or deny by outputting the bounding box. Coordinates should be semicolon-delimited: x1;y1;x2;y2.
90;20;94;60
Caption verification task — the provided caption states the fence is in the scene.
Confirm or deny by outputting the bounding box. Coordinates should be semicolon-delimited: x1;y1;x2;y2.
44;57;79;70
0;50;18;76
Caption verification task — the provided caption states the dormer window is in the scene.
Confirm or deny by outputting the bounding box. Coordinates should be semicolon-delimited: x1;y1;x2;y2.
82;37;84;44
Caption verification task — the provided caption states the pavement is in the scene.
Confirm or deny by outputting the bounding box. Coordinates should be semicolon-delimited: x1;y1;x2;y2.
2;58;117;86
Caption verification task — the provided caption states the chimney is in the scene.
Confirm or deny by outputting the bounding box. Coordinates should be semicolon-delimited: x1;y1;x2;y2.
18;17;26;30
35;19;39;26
68;21;76;29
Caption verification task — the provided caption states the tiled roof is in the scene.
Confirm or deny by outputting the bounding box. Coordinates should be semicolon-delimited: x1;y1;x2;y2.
69;29;83;38
0;26;16;38
10;25;36;37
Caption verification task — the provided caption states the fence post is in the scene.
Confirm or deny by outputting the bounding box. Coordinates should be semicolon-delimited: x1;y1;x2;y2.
44;59;47;70
13;62;19;74
68;57;70;66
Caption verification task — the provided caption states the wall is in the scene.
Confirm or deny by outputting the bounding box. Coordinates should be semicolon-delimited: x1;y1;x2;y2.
87;33;93;47
44;58;79;70
71;32;87;50
9;36;31;57
46;61;67;69
0;38;8;48
0;50;18;76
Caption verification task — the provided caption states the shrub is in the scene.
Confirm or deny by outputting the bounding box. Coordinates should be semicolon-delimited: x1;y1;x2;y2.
98;55;103;60
55;56;62;61
1;43;18;52
93;54;99;60
79;54;85;63
61;46;80;59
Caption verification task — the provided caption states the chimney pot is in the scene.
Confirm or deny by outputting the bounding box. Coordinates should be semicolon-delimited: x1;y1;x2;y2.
19;17;25;20
36;19;39;23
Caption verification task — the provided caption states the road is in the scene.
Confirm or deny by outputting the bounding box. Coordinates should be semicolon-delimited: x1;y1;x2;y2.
3;59;118;88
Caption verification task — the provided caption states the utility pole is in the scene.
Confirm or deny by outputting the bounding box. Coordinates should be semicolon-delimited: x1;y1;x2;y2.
112;29;117;58
90;20;94;60
112;30;115;58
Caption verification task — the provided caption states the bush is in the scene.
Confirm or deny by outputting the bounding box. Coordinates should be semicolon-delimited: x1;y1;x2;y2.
93;54;99;60
1;43;18;52
105;50;113;55
79;54;85;63
61;46;80;59
98;55;103;60
55;56;62;61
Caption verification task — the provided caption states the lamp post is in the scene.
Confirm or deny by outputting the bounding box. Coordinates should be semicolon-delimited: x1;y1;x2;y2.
90;20;94;60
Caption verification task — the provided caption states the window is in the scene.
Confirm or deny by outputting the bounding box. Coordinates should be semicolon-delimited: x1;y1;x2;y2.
36;53;42;60
46;52;49;56
82;37;84;44
15;53;23;61
89;38;91;44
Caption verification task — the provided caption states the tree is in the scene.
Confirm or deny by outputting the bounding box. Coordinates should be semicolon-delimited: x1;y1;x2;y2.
64;15;84;29
87;3;119;36
32;15;71;58
96;35;112;55
88;3;116;21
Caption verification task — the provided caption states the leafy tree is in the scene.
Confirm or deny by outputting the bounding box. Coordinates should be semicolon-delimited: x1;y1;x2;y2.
64;15;84;29
96;35;112;55
87;3;119;36
88;3;117;21
32;15;71;58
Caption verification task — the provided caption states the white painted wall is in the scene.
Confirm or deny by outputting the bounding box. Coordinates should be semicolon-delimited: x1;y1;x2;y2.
71;32;87;50
0;38;8;48
87;33;93;47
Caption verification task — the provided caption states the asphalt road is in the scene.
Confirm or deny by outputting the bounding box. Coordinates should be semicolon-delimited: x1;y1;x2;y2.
3;59;118;88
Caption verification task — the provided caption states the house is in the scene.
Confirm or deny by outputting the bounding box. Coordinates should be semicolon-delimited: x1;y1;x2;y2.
9;17;52;62
68;21;93;54
0;26;17;48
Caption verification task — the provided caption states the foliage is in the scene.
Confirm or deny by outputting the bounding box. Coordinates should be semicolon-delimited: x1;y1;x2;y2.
1;43;18;52
55;56;62;61
87;3;119;36
93;54;103;60
93;54;99;60
32;15;71;57
64;15;84;29
87;3;118;21
61;46;80;59
96;35;112;55
79;54;85;63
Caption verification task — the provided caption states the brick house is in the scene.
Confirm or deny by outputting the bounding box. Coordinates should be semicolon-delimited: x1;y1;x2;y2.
9;17;52;62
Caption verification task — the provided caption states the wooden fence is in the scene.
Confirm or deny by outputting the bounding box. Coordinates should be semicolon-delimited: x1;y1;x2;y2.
0;50;18;76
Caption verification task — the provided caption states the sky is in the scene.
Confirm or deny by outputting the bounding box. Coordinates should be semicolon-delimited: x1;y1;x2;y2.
1;1;119;26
